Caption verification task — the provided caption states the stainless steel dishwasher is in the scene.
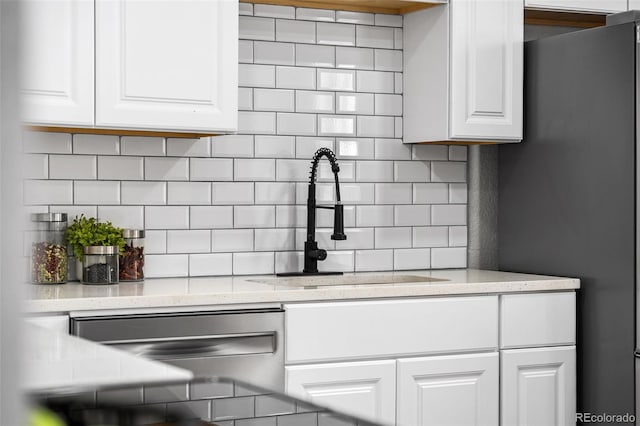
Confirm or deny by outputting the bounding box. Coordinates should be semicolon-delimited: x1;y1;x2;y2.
71;308;284;391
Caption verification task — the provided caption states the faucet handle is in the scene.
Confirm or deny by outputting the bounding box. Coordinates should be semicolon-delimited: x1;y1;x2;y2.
310;249;327;261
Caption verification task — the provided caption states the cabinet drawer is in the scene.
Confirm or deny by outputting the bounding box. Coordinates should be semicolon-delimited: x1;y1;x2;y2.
500;292;575;349
285;296;498;363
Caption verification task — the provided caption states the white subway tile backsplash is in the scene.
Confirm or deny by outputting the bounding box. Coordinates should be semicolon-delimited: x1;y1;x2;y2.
449;226;468;247
296;91;335;113
239;64;276;88
145;158;189;181
52;205;96;222
296;228;334;251
296;44;335;68
239;2;253;15
255;136;296;158
254;4;295;19
212;182;254;205
276;19;316;43
336;93;374;115
73;135;120;155
318;115;356;137
356;70;394;93
145;206;190;229
449;145;468;161
341;183;375;204
317;69;355;91
375;227;411;248
255;182;296;204
121;137;166;156
234;206;276;228
355;161;392;182
413;226;448;248
375;183;412;204
238;87;253;110
412;145;448;161
25;154;48;179
167;182;211;205
336;47;374;70
212;229;254;252
394;72;402;93
239;40;254;64
375;14;402;28
374;138;411;160
167;230;211;253
321;250;354;272
357;116;394;138
239;16;275;41
24;180;73;205
277;113;317;136
318;160;354;182
296;137;334;158
254;41;295;65
337;138;374;159
413;183;449;204
275;251;302;274
121;181;166;205
394;205;430;226
317;22;355;46
296;8;335;21
98;206;144;229
238;111;277;134
276;66;316;90
336;11;374;25
49;155;96;180
254;88;295;112
394;161;429;182
255;228;295;251
432;205;467;226
211;135;254;158
276;159;310;181
431;247;466;269
167;138;211;158
394;248;430;270
145;230;167;254
275;205;304;228
190;158;233;181
356;205;393;227
374;94;402;116
374;50;402;72
74;181;120;205
189;253;233;276
395;117;402;138
235;159;276;181
431;162;466;183
449;183;468;204
146;255;189;278
355;249;393;271
356;26;394;49
233;252;274;275
335;227;374;250
190;206;233;229
296;182;334;204
23;131;71;154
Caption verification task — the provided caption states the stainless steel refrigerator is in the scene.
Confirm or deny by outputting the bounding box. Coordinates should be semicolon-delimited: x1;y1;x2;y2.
498;11;640;421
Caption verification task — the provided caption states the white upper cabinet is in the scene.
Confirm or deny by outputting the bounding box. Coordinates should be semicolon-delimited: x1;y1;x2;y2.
21;0;238;133
95;0;238;132
525;0;627;13
21;0;94;126
404;0;523;143
630;0;640;10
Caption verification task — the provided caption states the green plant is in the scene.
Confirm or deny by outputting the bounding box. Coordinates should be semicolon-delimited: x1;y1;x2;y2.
65;215;126;260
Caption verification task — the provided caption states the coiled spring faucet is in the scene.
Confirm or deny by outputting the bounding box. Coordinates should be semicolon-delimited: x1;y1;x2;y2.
277;148;347;276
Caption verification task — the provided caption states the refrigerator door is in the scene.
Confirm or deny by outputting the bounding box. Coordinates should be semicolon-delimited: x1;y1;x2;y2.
498;23;636;416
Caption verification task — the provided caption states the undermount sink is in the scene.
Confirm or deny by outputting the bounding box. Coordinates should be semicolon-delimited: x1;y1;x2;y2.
250;274;449;288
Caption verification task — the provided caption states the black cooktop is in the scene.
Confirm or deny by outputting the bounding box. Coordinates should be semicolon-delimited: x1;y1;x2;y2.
32;377;383;426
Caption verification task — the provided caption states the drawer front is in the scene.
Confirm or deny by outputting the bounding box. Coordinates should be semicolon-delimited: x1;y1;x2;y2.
26;315;70;334
500;292;576;349
285;296;498;363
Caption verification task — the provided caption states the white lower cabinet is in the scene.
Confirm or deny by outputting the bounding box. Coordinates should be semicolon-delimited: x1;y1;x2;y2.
286;359;396;425
501;346;577;426
397;353;499;426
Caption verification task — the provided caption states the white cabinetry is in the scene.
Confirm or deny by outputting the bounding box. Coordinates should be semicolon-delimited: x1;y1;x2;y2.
21;0;94;126
501;346;577;426
525;0;626;13
21;0;238;133
25;315;70;334
404;0;523;143
630;0;640;10
286;360;396;425
397;353;499;426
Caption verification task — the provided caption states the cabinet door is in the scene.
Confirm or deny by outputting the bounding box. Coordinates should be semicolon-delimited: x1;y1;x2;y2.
95;0;238;132
630;0;640;10
449;0;523;141
525;0;626;13
397;353;499;426
501;346;576;426
21;0;94;126
286;360;396;425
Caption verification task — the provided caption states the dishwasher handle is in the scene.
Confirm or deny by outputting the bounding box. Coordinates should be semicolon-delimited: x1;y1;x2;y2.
102;332;277;361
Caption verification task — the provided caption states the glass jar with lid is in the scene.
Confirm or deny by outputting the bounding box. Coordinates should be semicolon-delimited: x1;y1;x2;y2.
30;213;68;284
82;246;119;285
119;229;145;282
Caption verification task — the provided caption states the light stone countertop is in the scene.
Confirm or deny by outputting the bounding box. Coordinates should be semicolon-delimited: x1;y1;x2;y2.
24;323;193;394
25;269;580;314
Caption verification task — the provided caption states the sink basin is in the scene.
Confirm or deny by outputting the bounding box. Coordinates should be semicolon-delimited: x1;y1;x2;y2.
250;274;448;288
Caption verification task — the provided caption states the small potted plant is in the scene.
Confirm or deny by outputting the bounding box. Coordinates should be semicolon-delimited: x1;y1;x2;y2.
66;215;126;285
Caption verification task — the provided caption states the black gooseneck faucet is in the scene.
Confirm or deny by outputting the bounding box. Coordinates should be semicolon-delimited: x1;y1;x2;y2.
277;148;347;276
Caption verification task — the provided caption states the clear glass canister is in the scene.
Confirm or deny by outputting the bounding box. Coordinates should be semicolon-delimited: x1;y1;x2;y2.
82;246;119;285
120;229;145;282
30;213;68;284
